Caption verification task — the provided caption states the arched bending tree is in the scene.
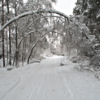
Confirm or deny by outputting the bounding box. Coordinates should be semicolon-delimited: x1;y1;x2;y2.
0;9;97;67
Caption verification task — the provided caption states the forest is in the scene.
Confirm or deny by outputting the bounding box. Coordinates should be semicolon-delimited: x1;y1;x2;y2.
0;0;100;69
0;0;100;100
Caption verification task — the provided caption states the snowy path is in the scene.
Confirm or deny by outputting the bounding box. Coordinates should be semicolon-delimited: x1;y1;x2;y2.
0;56;100;100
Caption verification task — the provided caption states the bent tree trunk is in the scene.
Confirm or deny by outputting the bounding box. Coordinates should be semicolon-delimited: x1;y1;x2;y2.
27;31;48;64
27;28;53;64
27;40;39;64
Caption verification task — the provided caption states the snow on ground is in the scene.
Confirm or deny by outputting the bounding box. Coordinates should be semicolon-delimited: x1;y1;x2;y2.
0;56;100;100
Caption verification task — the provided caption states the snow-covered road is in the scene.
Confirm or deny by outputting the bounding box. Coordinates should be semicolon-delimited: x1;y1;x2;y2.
0;56;100;100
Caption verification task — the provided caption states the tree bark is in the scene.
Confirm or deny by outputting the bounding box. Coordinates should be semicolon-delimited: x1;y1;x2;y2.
2;0;5;67
15;1;18;66
6;0;11;65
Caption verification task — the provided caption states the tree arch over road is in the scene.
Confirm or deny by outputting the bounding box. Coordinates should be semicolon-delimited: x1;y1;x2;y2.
0;9;97;66
0;9;89;38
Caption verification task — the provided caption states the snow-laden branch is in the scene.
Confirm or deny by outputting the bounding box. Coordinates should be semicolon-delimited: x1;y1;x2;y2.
70;19;97;54
0;9;70;33
69;19;88;38
0;8;89;44
0;8;91;47
0;8;91;43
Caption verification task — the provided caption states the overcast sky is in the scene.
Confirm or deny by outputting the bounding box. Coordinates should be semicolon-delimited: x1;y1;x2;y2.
23;0;77;15
53;0;77;15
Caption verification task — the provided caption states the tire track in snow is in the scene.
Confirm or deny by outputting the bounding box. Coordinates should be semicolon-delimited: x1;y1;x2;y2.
21;64;45;100
0;76;21;100
2;63;44;100
2;63;41;100
2;56;100;100
58;66;74;100
24;62;48;100
30;66;47;100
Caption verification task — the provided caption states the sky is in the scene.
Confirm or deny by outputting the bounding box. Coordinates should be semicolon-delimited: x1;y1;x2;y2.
52;0;77;15
23;0;77;15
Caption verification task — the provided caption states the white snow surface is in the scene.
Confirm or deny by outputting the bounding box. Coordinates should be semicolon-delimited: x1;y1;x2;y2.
0;56;100;100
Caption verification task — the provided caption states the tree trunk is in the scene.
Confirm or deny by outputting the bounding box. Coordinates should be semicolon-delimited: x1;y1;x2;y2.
9;26;11;65
27;40;39;64
15;21;18;66
15;1;18;66
6;0;11;65
2;0;5;67
6;31;8;64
